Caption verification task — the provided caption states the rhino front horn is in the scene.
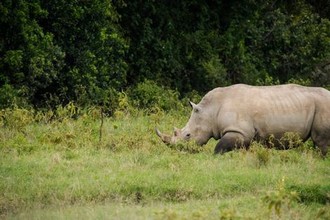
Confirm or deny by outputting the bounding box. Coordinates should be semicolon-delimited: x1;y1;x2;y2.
155;128;171;144
155;128;162;138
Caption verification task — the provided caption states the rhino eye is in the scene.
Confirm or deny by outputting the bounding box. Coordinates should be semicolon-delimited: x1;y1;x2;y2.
186;133;191;138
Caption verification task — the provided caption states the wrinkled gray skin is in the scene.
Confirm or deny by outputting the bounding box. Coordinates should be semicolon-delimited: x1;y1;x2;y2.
156;84;330;156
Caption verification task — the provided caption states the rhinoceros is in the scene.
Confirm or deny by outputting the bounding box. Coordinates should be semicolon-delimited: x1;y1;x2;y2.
156;84;330;155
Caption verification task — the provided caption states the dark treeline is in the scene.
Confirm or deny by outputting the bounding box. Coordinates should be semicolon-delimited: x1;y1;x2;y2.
0;0;329;110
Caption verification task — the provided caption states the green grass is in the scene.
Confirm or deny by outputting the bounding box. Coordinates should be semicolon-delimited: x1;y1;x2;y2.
0;108;329;219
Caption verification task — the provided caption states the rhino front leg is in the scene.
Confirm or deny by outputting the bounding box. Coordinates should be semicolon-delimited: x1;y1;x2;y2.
214;132;247;154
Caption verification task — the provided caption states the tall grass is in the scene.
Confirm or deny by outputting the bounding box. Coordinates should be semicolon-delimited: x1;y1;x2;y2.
0;105;329;219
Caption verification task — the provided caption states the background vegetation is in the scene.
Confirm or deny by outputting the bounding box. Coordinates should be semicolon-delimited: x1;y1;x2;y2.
1;1;329;218
1;0;330;111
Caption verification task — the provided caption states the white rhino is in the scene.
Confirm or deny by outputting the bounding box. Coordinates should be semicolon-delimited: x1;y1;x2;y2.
156;84;330;155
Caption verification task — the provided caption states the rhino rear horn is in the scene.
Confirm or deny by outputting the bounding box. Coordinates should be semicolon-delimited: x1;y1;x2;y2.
173;127;180;136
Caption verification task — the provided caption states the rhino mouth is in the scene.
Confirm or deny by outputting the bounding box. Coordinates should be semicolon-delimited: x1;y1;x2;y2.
156;127;210;147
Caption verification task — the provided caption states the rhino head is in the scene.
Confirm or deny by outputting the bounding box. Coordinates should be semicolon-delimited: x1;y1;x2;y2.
156;101;214;146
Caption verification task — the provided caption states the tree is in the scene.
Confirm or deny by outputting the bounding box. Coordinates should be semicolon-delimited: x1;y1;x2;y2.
40;0;128;107
0;0;64;107
0;0;128;108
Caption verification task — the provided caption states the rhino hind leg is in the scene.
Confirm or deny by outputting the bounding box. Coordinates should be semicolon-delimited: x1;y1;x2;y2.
214;132;248;154
311;134;329;157
311;121;330;156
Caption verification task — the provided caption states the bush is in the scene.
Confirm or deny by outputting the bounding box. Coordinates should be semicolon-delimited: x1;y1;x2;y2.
0;107;35;130
263;177;300;217
0;84;26;108
129;80;183;112
249;142;271;167
287;184;330;205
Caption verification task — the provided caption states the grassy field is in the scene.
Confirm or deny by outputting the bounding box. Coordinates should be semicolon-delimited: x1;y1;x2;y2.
0;107;329;219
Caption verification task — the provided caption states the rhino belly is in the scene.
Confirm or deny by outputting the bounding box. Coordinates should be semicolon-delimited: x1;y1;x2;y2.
254;112;314;141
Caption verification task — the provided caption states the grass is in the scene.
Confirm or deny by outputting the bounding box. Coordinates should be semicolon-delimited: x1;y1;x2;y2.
0;107;329;219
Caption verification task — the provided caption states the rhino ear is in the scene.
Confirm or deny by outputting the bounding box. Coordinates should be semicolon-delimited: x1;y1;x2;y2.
173;127;180;136
189;101;200;112
189;101;197;109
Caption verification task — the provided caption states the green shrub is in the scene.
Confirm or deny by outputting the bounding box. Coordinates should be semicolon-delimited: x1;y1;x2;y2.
167;140;205;154
287;184;330;204
263;177;300;217
0;107;35;130
279;132;304;150
129;80;183;112
0;84;28;109
249;142;271;167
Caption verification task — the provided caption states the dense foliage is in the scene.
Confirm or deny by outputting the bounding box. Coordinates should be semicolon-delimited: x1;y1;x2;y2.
1;0;329;110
